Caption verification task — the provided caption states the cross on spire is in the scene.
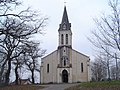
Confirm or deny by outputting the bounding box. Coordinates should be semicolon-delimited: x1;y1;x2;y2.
64;0;67;6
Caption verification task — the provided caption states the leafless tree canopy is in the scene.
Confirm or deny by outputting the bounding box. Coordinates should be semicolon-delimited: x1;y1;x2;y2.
89;0;120;81
0;0;47;85
89;0;120;58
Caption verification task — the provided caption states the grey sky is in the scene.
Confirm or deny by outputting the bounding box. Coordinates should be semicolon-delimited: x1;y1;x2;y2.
22;0;110;60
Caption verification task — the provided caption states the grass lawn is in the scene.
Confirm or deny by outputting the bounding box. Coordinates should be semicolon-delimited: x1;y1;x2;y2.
0;85;44;90
65;80;120;90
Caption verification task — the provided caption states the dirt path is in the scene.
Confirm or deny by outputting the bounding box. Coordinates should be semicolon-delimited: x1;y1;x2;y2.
40;83;78;90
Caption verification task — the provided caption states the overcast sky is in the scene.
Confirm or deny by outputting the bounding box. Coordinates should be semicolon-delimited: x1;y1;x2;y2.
22;0;110;60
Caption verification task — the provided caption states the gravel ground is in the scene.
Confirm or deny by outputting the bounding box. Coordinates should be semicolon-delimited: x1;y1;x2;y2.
40;83;79;90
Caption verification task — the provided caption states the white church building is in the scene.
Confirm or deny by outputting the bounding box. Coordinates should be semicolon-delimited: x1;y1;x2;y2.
40;6;91;83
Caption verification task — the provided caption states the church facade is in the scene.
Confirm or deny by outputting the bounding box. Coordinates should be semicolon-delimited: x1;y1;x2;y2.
40;6;90;83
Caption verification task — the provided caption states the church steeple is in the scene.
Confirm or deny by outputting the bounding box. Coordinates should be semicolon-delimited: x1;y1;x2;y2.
61;6;69;24
59;6;71;31
58;6;72;68
58;6;72;47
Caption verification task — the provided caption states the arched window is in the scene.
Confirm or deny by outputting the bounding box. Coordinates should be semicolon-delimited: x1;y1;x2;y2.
66;34;68;44
61;34;64;44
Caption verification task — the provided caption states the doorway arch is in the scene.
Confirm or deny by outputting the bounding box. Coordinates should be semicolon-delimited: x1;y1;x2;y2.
62;69;68;83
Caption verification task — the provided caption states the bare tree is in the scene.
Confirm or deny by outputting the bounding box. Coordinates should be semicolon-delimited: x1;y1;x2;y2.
0;0;48;85
4;16;46;84
23;41;46;84
102;48;113;80
0;0;21;16
12;54;24;85
0;0;22;85
111;58;120;80
111;65;116;80
91;54;107;81
0;0;47;85
88;0;120;80
88;0;120;58
0;13;47;85
0;48;7;84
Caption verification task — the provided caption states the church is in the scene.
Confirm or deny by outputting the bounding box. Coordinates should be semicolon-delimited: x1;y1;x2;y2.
40;6;91;83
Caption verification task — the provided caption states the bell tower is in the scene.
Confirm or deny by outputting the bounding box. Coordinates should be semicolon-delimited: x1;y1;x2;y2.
58;6;72;48
58;6;72;68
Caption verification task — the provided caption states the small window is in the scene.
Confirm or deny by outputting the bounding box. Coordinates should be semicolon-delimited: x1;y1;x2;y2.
61;34;64;44
81;63;83;72
66;34;68;44
64;59;66;66
47;64;49;73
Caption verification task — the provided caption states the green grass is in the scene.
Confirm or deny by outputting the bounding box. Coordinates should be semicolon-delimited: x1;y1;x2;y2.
81;80;120;87
0;85;44;90
66;80;120;90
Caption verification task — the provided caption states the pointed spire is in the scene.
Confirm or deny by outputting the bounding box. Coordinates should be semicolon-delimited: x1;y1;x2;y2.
61;6;69;24
59;6;71;31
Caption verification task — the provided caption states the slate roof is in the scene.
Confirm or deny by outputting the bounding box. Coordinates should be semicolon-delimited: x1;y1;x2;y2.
59;6;71;31
61;6;69;24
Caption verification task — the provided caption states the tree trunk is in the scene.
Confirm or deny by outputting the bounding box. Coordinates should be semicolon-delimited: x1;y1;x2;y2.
115;53;118;80
5;59;11;85
0;60;7;84
31;70;34;84
107;59;111;80
15;64;19;85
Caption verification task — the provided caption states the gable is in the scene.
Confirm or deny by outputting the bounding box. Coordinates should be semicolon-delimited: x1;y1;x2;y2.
41;50;58;62
72;49;90;61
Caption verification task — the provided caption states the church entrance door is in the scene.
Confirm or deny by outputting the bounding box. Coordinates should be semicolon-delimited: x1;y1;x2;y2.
62;70;68;83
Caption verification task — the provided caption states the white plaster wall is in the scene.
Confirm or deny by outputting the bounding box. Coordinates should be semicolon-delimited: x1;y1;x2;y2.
41;49;90;84
72;49;90;82
41;50;58;83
